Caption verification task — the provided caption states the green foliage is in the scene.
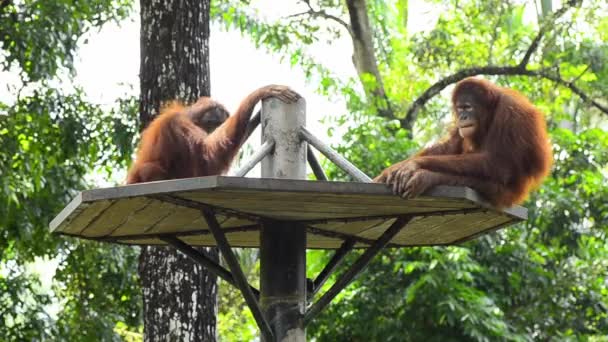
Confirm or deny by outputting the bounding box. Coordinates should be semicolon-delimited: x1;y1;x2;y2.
1;1;140;339
310;247;520;341
0;0;132;81
0;263;54;340
53;242;142;341
1;90;136;256
217;249;260;342
0;88;141;340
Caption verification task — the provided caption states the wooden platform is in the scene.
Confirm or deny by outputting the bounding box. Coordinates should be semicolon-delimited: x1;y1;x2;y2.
49;176;527;249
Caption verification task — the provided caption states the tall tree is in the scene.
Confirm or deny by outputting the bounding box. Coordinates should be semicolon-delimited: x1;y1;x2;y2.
138;0;217;340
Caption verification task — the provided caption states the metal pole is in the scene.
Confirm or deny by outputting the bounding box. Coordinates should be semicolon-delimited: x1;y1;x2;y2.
299;127;372;183
260;96;307;341
243;109;261;142
311;239;355;297
161;236;260;297
307;146;328;181
233;139;275;177
202;209;274;341
303;216;413;325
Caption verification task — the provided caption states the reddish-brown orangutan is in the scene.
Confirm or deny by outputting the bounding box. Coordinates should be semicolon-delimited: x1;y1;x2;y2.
127;85;300;184
374;77;552;207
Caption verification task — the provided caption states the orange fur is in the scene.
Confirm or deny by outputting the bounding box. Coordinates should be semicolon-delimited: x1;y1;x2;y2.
126;85;300;185
376;77;553;207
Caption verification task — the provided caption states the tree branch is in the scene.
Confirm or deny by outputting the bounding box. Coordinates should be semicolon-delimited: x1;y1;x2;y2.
525;69;608;114
288;0;351;34
401;0;589;129
570;65;590;84
402;65;608;130
289;0;395;123
519;0;581;68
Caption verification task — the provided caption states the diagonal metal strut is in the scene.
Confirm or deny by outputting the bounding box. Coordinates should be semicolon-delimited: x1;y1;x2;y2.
303;215;413;325
233;139;275;177
201;208;274;341
161;235;260;298
307;145;328;181
311;238;355;297
299;127;372;183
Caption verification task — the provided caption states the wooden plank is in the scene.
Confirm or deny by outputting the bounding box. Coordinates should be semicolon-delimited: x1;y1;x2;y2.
92;200;180;237
433;215;513;244
177;191;475;220
354;218;397;238
213;177;525;219
185;198;472;216
83;197;153;237
183;232;259;248
119;239;351;250
62;200;114;235
135;206;205;235
313;219;389;236
450;217;521;244
391;215;465;242
80;176;219;202
396;213;511;245
50;192;84;232
120;238;163;245
181;190;473;209
421;212;501;244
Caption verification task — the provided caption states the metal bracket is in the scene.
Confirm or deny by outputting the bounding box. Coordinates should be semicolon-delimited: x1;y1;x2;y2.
202;208;274;341
303;215;413;325
299;127;372;183
310;239;355;298
307;145;328;181
161;235;260;298
234;139;275;177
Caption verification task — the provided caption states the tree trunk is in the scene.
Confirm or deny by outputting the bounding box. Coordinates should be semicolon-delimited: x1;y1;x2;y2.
345;0;393;121
139;0;218;341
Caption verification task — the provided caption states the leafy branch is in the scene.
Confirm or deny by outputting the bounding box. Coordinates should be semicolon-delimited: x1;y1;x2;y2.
402;0;608;128
0;0;11;11
287;0;351;34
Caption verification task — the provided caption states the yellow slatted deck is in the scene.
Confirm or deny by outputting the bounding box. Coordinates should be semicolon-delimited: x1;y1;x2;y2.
49;176;527;249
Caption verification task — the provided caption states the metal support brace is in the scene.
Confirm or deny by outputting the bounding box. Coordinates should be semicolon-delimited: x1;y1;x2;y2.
311;239;355;297
161;235;260;298
202;208;274;341
234;139;275;177
303;215;413;325
243;109;261;142
307;146;328;181
299;127;372;183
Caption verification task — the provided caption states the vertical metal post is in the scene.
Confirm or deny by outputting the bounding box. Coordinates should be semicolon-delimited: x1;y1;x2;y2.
261;98;307;179
260;97;307;341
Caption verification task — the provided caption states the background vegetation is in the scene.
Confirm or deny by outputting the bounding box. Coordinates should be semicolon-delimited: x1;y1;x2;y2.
1;0;606;340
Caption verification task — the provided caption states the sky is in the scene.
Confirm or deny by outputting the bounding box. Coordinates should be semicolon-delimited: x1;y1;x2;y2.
71;1;438;109
73;6;352;143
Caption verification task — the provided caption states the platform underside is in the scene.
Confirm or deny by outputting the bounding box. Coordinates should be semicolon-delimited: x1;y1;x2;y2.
50;176;527;249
